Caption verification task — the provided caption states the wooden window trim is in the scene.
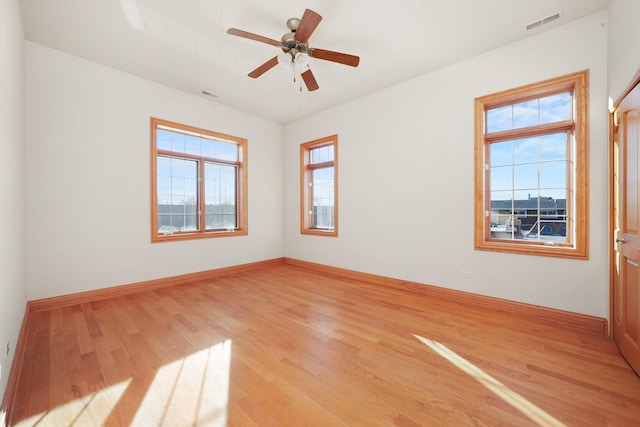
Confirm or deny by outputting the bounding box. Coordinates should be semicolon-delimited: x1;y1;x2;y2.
150;117;248;243
474;70;589;259
300;135;338;237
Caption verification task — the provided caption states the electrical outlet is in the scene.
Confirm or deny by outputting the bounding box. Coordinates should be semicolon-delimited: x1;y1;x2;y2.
460;270;472;278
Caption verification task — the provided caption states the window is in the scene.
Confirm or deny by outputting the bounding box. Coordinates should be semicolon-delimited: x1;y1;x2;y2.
301;135;338;236
151;118;247;242
474;70;588;259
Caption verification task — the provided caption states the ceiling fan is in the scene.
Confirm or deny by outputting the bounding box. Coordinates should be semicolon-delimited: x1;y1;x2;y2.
226;8;360;92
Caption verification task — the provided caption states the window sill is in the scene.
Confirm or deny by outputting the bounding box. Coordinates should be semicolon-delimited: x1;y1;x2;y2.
301;228;338;238
152;228;248;243
475;239;587;259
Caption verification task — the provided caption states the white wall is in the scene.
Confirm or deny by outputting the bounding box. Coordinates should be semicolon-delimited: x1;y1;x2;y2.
608;0;640;102
0;0;27;410
284;11;609;318
25;42;284;300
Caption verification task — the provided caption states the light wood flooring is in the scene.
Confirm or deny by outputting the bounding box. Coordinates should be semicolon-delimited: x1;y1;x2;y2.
7;264;640;426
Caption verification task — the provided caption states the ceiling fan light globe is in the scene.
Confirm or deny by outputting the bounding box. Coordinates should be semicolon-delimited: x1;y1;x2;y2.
277;53;292;69
287;18;300;31
295;52;309;67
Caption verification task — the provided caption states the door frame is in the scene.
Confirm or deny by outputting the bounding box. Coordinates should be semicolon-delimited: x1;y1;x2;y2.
609;70;640;337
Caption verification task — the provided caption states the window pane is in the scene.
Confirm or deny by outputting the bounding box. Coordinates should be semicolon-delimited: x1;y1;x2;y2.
158;214;171;232
157;129;172;151
490;141;512;166
488;135;569;245
490;190;513;214
171;214;184;230
490;188;568;243
486;91;572;134
513;164;538;190
311;145;334;164
157;156;171;176
158;126;239;163
539;92;571;124
170;196;185;214
490;166;512;191
512;99;539;129
185;202;197;214
539;133;567;161
172;176;185;194
216;141;238;162
523;191;568;244
205;213;236;230
156;156;199;233
513;137;537;165
512;190;532;201
184;213;198;231
490;190;516;238
491;191;567;243
204;162;214;178
312;166;334;229
186;160;198;178
171;131;185;153
486;105;512;133
157;175;171;195
171;158;186;177
185;178;197;197
540;161;566;189
543;188;568;200
185;134;200;156
204;163;237;230
158;195;170;213
202;139;215;158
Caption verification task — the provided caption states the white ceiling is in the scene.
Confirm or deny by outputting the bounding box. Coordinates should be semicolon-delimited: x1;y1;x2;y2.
19;0;608;124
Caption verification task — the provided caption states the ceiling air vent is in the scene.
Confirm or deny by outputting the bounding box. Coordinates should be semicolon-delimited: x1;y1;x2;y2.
526;12;561;31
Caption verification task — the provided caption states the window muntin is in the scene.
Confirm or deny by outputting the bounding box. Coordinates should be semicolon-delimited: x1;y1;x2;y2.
301;136;338;236
151;118;247;242
474;71;588;259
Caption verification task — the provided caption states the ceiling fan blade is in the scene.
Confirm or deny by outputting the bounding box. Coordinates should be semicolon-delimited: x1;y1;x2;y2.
294;9;322;43
248;56;279;78
227;28;281;47
310;48;360;67
301;69;319;92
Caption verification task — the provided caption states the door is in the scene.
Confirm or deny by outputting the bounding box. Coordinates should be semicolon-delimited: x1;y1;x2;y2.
614;81;640;374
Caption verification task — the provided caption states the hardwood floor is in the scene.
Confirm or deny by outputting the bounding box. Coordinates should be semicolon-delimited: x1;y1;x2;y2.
7;264;640;426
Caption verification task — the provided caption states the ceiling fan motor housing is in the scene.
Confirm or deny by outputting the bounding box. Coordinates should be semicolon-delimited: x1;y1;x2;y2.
281;33;308;54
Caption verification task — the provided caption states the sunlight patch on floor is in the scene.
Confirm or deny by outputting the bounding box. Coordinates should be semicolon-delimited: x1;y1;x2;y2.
15;378;131;427
131;338;232;427
414;335;566;427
